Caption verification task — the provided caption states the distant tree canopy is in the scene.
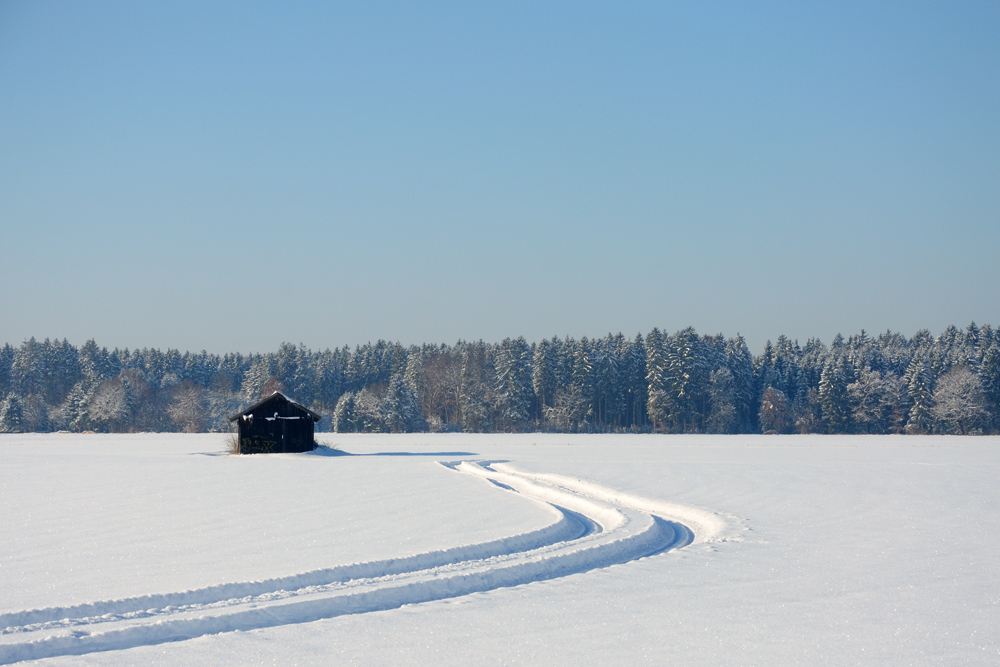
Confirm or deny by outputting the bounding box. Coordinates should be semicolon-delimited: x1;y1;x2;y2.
0;324;997;435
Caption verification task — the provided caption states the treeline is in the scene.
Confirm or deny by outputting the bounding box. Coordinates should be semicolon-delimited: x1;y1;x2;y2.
0;323;998;436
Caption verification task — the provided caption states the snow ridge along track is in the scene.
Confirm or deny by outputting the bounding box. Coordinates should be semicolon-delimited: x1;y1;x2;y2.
0;461;719;665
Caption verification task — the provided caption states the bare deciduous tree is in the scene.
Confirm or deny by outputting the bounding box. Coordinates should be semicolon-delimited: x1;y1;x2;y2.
759;386;792;434
931;365;990;434
88;378;133;432
169;380;207;433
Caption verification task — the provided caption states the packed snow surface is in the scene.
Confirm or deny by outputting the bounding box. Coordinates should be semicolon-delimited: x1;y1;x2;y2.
1;433;999;664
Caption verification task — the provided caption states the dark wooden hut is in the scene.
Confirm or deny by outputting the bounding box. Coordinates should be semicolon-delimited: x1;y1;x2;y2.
229;392;322;454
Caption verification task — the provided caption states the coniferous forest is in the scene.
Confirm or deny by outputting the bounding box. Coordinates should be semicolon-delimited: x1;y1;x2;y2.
0;324;998;436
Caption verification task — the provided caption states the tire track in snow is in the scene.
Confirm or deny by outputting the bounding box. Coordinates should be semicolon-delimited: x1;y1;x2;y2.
0;495;579;631
487;463;733;543
0;461;719;665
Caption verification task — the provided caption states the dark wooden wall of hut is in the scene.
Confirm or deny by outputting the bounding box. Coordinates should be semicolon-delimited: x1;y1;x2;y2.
236;396;316;454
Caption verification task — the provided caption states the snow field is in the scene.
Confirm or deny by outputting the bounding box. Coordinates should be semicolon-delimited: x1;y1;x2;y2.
0;453;702;663
2;433;1000;665
0;435;555;613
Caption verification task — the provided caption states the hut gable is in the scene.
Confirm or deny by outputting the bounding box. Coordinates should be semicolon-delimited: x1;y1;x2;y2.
229;392;321;454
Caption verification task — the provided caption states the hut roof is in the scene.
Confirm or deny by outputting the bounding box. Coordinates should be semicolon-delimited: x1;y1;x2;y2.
228;392;322;423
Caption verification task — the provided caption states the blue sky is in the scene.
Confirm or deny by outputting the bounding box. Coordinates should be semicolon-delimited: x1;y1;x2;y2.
1;1;997;353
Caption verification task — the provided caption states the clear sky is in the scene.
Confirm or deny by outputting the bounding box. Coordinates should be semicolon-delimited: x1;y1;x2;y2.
1;2;997;354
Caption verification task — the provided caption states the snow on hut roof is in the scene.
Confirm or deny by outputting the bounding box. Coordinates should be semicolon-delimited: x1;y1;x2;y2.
228;392;322;423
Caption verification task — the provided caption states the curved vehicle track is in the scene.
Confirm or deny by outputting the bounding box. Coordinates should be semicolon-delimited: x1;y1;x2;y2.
0;461;725;665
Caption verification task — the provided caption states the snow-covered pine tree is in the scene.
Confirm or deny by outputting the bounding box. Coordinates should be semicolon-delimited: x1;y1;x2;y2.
273;343;298;394
555;336;574;394
385;374;426;433
0;344;13;398
159;348;183;388
403;346;425;395
590;335;621;429
0;393;24;433
755;340;776;401
291;344;317;406
532;337;558;415
772;335;802;400
271;342;316;404
706;367;738;433
495;337;533;431
818;360;850;433
333;391;358;433
614;333;636;428
980;344;1000;432
458;341;494;433
624;333;648;430
662;327;710;432
313;348;345;413
47;338;81;406
904;360;934;434
846;368;889;434
61;382;93;432
645;328;669;432
880;371;908;434
354;386;388;433
11;337;46;398
570;337;594;426
695;333;726;431
241;356;274;404
930;326;962;379
182;351;212;388
725;335;755;433
796;338;827;398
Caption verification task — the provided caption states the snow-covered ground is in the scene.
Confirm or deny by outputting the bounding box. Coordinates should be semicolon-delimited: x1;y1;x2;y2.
2;433;999;665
